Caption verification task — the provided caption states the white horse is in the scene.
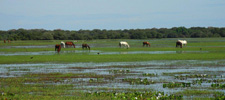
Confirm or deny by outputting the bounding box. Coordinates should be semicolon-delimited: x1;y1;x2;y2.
177;40;187;46
60;41;65;48
119;41;130;49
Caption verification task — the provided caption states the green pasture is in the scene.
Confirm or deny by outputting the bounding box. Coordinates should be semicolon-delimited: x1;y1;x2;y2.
0;38;225;47
0;38;225;64
0;52;224;64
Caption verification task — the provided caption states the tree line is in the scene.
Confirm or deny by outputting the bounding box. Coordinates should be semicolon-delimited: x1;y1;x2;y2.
0;27;224;40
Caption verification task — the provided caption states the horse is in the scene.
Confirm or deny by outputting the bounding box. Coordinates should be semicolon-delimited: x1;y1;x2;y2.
178;40;187;46
82;44;90;50
176;40;187;48
60;41;65;48
4;40;11;43
176;41;183;48
55;44;61;53
119;41;130;49
65;42;75;48
143;41;150;47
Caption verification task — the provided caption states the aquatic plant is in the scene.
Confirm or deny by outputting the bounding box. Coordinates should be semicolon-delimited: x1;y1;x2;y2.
85;91;183;100
163;82;191;88
109;69;130;74
122;78;155;85
211;84;225;88
174;74;214;80
142;73;157;77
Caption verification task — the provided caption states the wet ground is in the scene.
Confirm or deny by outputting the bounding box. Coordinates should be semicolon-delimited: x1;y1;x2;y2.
0;60;225;96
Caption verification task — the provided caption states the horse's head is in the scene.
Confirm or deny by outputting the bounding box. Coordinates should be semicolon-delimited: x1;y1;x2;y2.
127;44;130;48
88;46;90;50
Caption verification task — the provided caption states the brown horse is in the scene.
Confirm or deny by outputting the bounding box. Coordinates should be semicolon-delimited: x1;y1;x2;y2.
65;42;75;48
82;44;90;50
55;44;61;53
143;41;150;47
176;41;182;48
4;40;11;43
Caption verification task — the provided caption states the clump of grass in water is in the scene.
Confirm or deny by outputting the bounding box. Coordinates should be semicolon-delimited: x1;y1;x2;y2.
174;74;215;79
85;91;183;100
211;84;225;88
163;82;191;88
142;73;157;77
109;69;130;74
122;78;155;85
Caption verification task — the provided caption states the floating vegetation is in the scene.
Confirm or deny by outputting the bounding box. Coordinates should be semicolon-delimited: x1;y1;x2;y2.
122;78;154;85
85;91;183;100
211;84;225;88
163;82;191;88
89;78;105;83
162;72;191;76
109;69;130;74
142;73;157;77
174;74;215;79
192;79;209;85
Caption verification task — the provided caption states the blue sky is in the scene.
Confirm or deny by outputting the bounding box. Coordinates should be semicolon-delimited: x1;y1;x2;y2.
0;0;225;30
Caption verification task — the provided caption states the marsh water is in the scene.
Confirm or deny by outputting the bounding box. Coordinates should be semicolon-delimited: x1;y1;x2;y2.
1;39;225;99
0;60;225;97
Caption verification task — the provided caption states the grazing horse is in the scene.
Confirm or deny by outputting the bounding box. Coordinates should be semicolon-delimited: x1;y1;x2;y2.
60;41;65;48
176;40;187;48
65;42;75;48
143;41;150;47
4;40;11;43
55;44;61;53
176;41;183;48
82;44;90;50
119;41;130;49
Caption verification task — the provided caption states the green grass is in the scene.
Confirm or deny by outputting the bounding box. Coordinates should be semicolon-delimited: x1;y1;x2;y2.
0;52;224;64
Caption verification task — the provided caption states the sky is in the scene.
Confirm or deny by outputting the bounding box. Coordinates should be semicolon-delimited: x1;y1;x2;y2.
0;0;225;30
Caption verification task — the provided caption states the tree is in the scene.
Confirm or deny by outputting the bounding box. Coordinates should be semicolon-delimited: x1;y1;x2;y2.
42;32;54;40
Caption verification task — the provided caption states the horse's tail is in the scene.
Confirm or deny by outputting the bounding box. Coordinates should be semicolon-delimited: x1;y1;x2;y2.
176;42;178;48
119;43;121;48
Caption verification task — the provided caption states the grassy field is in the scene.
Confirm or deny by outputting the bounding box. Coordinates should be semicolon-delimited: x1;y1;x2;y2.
0;38;224;64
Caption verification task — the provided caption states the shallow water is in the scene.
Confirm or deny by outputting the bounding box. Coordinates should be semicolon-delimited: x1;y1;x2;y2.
0;60;225;95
